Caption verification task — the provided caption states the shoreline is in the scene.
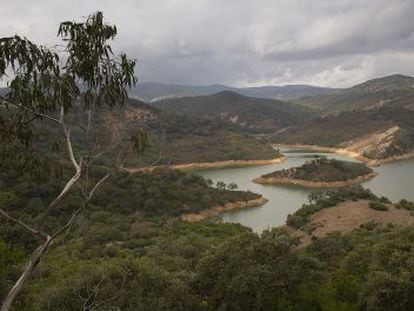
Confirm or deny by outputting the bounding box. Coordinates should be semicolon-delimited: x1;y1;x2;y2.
181;196;268;222
273;143;414;167
126;156;285;173
253;172;377;188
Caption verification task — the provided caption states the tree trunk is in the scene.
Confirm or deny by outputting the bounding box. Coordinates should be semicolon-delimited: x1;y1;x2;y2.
1;237;52;311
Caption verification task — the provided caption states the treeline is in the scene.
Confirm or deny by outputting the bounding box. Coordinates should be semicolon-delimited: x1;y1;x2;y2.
4;217;414;310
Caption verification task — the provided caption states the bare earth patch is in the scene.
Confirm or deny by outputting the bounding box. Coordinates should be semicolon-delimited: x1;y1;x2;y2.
291;200;414;247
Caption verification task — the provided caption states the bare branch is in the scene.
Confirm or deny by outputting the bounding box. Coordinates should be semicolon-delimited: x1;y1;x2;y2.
64;127;81;172
0;99;61;124
85;170;119;204
0;208;48;239
0;236;52;311
37;167;82;229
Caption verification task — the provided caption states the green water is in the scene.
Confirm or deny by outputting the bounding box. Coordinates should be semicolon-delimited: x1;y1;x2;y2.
199;148;414;232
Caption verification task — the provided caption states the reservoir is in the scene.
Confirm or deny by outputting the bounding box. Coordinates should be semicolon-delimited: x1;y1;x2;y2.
198;148;414;232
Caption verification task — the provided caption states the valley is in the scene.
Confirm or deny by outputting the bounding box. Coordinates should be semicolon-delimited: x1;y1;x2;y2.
3;7;414;310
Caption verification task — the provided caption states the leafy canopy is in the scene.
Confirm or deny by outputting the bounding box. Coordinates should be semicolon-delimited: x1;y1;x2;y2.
0;11;137;146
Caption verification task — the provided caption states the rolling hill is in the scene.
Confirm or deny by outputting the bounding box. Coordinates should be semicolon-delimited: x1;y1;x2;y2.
273;75;414;162
295;74;414;114
130;82;338;102
38;99;279;167
150;91;316;133
114;99;280;165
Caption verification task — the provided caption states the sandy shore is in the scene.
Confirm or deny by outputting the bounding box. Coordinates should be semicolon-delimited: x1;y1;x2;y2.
126;156;285;173
273;144;414;167
253;172;377;188
181;196;268;222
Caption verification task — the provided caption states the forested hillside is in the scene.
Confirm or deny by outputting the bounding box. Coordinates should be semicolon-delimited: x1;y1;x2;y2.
295;74;414;113
273;75;414;161
3;175;414;310
151;91;315;133
115;99;281;165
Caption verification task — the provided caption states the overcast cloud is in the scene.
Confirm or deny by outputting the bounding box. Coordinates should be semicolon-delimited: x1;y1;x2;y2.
1;0;414;87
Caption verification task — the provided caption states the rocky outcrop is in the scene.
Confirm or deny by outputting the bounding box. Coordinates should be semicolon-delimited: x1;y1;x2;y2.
343;126;400;160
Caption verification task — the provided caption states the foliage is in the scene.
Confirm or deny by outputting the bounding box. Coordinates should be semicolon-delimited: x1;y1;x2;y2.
0;239;25;299
151;90;315;134
368;201;389;211
262;157;373;182
396;199;414;211
93;168;259;217
4;172;414;310
287;186;377;228
0;12;137;173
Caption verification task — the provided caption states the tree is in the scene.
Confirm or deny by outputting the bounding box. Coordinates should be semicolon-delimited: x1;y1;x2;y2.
227;182;238;190
0;12;143;310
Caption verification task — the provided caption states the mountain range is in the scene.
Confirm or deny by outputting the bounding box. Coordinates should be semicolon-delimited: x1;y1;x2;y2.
140;74;414;163
129;82;338;102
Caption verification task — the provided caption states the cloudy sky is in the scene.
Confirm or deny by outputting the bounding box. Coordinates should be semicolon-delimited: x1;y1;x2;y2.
1;0;414;87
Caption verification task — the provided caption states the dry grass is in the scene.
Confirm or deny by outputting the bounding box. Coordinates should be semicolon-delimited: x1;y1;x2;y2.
292;200;414;247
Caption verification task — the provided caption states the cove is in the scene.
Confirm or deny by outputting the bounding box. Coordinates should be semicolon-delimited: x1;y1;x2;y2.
198;147;414;232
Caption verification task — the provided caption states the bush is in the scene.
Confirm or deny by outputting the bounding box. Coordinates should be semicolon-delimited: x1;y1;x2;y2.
288;186;377;229
369;201;389;211
396;199;414;211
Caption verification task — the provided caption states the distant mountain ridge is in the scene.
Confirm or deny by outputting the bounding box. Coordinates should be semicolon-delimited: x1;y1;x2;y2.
129;82;339;102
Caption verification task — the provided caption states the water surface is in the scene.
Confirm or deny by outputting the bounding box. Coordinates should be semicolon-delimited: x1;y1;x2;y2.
198;148;414;232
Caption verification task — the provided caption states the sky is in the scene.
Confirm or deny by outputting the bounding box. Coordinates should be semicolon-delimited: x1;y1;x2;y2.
1;0;414;88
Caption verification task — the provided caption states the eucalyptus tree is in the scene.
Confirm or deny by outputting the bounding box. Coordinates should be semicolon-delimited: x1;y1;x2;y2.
0;12;143;310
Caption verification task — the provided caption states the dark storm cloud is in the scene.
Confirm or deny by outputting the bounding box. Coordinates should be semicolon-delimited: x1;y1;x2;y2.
1;0;414;87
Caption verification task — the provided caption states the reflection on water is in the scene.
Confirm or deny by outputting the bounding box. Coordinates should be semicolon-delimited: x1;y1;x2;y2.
198;148;414;233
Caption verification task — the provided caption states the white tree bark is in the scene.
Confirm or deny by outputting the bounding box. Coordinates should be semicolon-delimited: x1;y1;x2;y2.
0;105;120;310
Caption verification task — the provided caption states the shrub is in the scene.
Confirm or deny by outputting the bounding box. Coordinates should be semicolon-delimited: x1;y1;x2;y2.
396;199;414;211
369;201;389;211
